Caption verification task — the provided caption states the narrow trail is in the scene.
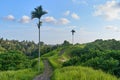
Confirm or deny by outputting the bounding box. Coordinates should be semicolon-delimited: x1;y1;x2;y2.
34;49;65;80
58;48;65;56
33;60;53;80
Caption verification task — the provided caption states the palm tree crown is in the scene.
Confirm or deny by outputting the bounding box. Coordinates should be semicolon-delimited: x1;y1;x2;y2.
31;6;47;19
31;6;47;28
71;29;75;35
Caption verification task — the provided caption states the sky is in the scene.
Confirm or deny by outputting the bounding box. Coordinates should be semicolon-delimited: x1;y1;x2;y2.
0;0;120;44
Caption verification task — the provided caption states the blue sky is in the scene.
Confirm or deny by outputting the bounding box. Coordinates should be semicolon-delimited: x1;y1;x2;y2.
0;0;120;44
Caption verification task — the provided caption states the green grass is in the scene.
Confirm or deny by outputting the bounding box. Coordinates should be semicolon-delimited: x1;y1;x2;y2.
47;46;76;69
43;48;66;69
44;46;82;69
0;69;36;80
0;59;44;80
48;57;62;69
52;66;119;80
42;48;62;69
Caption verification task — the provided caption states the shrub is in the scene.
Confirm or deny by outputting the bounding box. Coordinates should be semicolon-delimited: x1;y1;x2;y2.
0;50;31;71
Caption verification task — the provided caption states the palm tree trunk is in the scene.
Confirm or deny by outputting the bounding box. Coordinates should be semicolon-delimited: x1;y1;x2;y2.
38;26;40;72
72;34;74;45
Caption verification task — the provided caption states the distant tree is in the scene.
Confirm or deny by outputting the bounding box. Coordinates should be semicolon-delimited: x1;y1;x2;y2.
62;40;71;46
71;29;75;44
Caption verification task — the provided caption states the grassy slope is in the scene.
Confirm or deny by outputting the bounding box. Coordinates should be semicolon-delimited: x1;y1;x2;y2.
0;59;44;80
52;66;119;80
42;46;70;69
43;45;120;80
42;45;84;69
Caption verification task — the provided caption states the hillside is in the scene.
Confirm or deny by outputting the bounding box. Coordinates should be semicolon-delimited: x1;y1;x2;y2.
0;39;120;80
0;38;58;57
63;39;120;77
42;39;120;79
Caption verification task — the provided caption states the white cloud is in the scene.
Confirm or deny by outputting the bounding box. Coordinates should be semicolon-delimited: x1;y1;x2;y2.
64;10;70;16
59;18;70;25
71;13;80;19
43;16;56;23
63;11;80;20
43;16;70;25
20;15;31;23
94;0;120;21
5;15;15;21
105;25;120;32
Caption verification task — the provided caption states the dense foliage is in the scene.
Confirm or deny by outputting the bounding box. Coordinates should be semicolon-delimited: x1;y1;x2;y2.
0;50;31;71
0;38;58;58
63;39;120;77
0;59;44;80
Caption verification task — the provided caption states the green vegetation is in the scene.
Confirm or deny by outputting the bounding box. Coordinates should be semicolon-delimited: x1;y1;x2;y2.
0;41;45;80
63;39;120;77
0;50;31;71
42;40;120;79
42;45;72;69
0;37;58;80
0;69;36;80
46;45;84;69
52;66;119;80
1;38;120;80
0;59;44;80
0;38;58;57
43;48;62;69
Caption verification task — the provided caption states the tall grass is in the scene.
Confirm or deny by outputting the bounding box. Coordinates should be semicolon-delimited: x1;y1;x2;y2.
48;57;62;69
52;66;119;80
0;69;36;80
0;59;44;80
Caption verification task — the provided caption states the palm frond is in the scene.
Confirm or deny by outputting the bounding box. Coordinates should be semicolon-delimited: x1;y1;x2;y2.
31;6;47;19
71;30;75;33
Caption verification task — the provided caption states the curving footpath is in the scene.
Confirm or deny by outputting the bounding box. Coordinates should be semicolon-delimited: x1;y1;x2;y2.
33;60;53;80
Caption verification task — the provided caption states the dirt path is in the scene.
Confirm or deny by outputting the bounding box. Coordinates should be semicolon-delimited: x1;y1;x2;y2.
33;60;53;80
58;48;65;56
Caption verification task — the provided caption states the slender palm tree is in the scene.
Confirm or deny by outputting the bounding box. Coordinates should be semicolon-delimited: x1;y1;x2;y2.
71;29;75;45
31;6;47;72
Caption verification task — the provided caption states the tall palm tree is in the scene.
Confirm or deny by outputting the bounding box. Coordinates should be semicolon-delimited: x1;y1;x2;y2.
71;29;75;45
31;6;47;72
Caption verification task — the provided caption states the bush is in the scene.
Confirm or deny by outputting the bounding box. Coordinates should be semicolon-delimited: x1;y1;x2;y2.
0;50;31;71
63;48;120;77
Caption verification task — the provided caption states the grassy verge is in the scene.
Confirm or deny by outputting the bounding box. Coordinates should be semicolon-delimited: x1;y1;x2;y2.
51;66;119;80
0;59;44;80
